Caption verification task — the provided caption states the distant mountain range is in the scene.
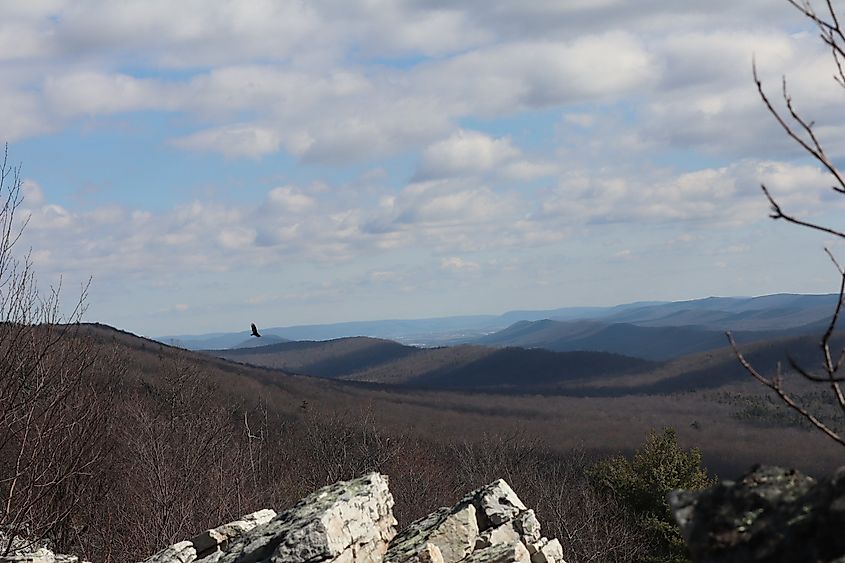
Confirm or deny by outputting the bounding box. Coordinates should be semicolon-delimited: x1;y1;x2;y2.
159;293;838;358
207;336;656;390
230;334;290;349
203;329;843;395
474;319;823;361
471;294;834;360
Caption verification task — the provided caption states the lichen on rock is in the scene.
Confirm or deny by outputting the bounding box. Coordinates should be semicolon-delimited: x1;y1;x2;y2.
670;464;845;562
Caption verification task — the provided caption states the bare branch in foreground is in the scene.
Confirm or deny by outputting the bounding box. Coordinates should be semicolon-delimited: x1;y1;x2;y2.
727;332;845;447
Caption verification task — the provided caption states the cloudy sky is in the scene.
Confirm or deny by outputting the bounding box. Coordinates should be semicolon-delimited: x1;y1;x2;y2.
3;0;845;337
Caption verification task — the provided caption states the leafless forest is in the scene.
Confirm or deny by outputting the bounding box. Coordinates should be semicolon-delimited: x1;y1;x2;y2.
4;317;845;562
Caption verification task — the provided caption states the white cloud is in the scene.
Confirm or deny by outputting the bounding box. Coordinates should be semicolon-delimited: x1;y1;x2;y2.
563;113;595;128
413;33;656;116
416;130;520;179
658;31;794;91
389;180;517;227
540;160;835;226
642;29;845;159
0;86;52;141
172;125;281;158
56;0;323;67
218;227;256;249
333;3;491;57
0;22;53;60
440;257;480;272
613;249;632;260
44;72;169;116
502;161;558;181
21;179;45;206
29;204;73;230
266;186;315;213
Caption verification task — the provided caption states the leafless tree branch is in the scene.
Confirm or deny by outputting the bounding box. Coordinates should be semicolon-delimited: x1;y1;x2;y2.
742;0;845;449
728;333;845;446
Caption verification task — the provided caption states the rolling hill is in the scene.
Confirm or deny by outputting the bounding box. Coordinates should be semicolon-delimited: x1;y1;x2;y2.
209;337;418;378
207;336;657;389
158;293;838;350
230;334;291;349
205;327;845;398
596;293;838;330
474;318;824;360
80;322;845;478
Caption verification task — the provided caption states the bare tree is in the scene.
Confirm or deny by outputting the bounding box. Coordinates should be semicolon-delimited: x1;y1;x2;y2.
0;146;114;555
730;0;845;447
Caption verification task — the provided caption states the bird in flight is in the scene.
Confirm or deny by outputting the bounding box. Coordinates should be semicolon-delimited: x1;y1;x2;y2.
250;323;261;337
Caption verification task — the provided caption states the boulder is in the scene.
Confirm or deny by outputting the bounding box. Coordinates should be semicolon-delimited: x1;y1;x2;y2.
385;479;564;563
0;540;90;563
472;480;526;529
200;472;396;563
669;464;845;562
190;509;277;559
462;542;531;563
142;541;196;563
385;504;479;562
529;539;562;563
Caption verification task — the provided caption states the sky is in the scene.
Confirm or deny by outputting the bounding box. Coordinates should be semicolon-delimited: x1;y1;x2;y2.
3;0;845;337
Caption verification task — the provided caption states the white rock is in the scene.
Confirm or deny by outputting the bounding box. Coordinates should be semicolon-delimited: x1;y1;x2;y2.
475;522;521;550
205;473;395;563
513;510;541;544
530;538;564;563
385;503;479;563
140;540;197;563
524;538;548;555
191;508;277;558
473;480;527;528
463;541;531;563
418;543;444;563
0;547;61;563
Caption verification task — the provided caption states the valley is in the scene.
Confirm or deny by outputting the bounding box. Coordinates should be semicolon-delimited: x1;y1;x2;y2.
102;294;845;478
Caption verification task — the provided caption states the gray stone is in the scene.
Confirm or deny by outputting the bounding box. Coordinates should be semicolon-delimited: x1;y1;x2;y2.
471;480;527;529
204;472;395;563
524;538;547;556
0;548;76;563
474;522;521;550
191;509;277;559
385;503;478;563
671;464;845;563
512;510;541;544
386;478;565;563
141;540;197;563
416;543;444;563
530;539;563;563
463;542;531;563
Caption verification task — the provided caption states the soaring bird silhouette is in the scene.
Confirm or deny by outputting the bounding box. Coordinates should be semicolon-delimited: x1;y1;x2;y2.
250;323;261;337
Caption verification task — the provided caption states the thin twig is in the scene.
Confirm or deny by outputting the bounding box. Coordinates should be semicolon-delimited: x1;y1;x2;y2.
727;332;845;447
753;62;845;193
761;185;845;239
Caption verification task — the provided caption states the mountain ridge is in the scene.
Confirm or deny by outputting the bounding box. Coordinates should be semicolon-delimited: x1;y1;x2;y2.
158;293;837;350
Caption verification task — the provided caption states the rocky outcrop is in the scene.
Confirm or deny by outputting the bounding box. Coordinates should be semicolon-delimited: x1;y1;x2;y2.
0;548;89;563
384;479;562;563
669;464;845;563
138;474;565;563
0;531;90;563
145;472;397;563
3;474;564;563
